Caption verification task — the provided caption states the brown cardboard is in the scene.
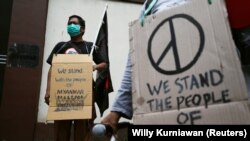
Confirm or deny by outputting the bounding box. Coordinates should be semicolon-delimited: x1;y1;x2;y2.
129;0;250;124
47;54;93;120
133;101;250;124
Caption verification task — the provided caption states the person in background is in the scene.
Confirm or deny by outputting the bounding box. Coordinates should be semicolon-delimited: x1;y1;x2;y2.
44;15;108;141
225;0;250;99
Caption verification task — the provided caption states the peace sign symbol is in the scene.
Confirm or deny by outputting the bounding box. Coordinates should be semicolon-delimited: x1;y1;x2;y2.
148;14;205;75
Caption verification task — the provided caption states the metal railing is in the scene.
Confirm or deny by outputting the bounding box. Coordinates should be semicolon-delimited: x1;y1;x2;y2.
0;54;7;65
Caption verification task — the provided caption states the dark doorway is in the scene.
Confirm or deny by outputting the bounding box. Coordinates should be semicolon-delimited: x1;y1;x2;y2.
0;0;48;141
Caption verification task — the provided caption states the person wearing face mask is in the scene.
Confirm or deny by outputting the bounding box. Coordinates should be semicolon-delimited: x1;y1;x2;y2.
44;15;108;141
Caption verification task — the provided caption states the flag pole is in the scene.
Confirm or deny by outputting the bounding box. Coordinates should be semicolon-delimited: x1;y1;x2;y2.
90;4;108;56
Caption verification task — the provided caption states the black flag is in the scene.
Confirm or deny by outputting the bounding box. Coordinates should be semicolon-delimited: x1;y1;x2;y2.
93;6;113;116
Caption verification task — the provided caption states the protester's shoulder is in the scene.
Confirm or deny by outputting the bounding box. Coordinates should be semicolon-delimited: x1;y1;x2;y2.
54;41;68;48
51;41;68;52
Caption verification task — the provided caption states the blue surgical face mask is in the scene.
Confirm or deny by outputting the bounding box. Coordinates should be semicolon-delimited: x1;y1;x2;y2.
67;24;81;37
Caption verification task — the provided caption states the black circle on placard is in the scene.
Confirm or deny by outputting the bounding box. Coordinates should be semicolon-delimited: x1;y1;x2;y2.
148;14;205;75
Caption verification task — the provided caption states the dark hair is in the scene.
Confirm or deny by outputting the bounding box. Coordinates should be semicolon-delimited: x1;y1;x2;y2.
68;15;85;28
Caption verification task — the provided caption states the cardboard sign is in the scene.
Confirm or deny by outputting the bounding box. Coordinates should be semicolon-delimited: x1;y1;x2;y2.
47;54;92;120
133;101;250;124
130;0;250;124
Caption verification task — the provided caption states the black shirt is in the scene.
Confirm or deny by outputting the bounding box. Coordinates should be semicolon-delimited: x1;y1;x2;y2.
46;41;107;65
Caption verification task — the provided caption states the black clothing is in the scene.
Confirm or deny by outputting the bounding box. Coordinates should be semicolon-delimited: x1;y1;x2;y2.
46;40;108;117
47;41;107;65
